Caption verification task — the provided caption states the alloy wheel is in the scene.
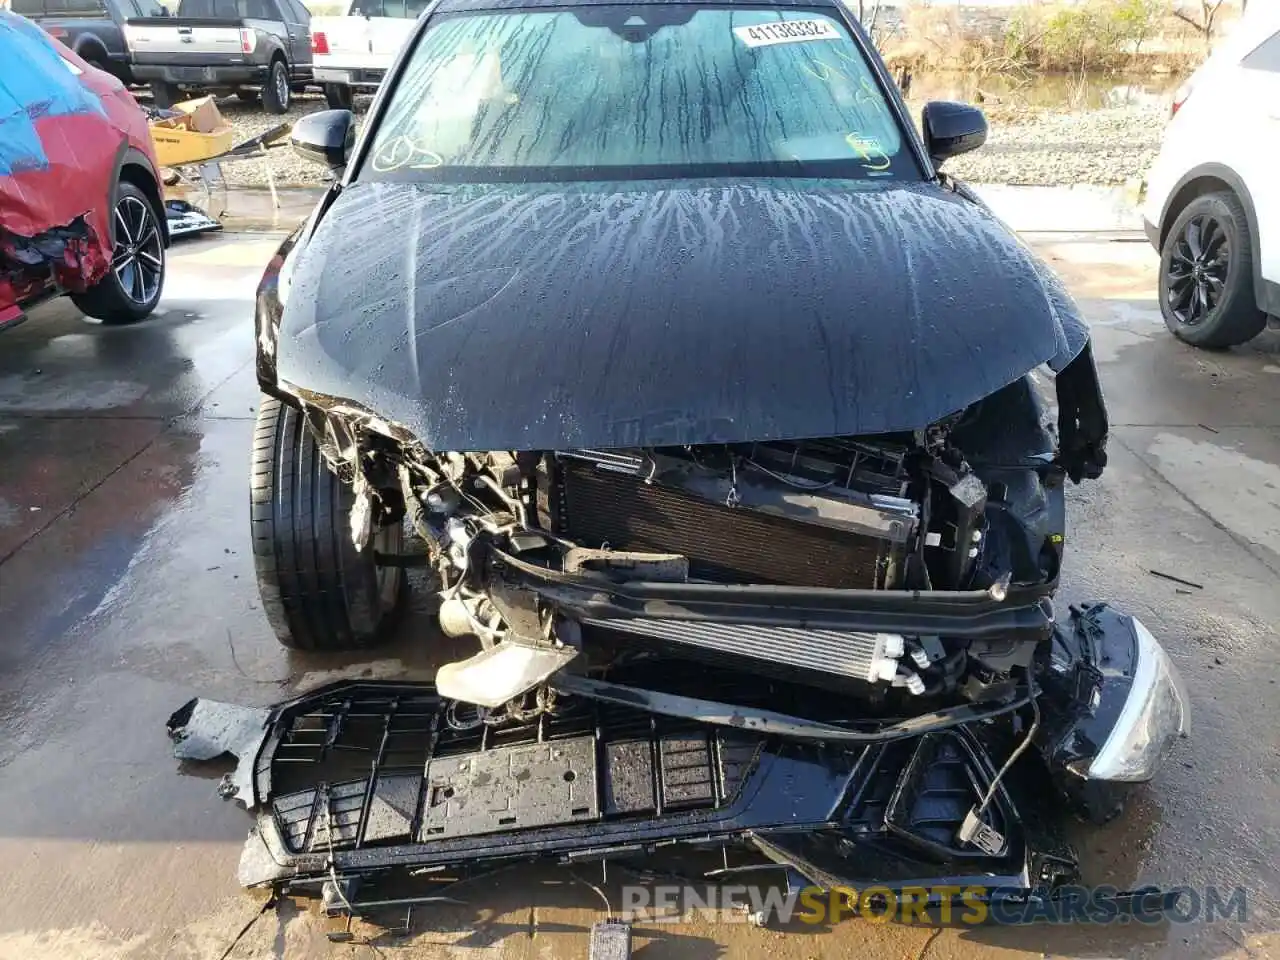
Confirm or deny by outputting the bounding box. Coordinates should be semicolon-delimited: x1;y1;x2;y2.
275;64;289;108
112;194;163;305
1166;214;1229;326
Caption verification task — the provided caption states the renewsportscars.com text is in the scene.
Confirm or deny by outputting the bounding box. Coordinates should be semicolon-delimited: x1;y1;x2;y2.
618;884;1247;925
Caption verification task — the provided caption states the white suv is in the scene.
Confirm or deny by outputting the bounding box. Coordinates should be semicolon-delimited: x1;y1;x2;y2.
1142;9;1280;348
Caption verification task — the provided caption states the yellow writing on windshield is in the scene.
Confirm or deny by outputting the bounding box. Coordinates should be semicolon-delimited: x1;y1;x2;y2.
845;132;890;171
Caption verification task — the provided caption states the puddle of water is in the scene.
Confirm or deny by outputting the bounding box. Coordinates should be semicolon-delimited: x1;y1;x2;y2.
906;69;1180;110
173;185;320;234
0;374;148;412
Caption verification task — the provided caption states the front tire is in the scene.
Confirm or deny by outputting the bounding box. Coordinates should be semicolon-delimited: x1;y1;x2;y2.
71;181;165;324
150;80;181;108
324;82;354;110
250;396;405;651
262;59;291;114
80;51;110;74
1159;191;1266;348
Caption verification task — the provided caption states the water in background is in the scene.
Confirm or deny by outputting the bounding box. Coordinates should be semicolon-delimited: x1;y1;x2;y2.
904;71;1181;110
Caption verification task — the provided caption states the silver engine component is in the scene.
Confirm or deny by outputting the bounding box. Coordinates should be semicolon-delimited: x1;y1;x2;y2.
582;618;916;688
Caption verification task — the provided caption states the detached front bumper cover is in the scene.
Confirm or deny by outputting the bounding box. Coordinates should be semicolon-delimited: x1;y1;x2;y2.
167;621;1187;928
174;675;1055;889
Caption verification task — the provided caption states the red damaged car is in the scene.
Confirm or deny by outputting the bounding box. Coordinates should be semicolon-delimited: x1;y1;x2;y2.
0;11;168;329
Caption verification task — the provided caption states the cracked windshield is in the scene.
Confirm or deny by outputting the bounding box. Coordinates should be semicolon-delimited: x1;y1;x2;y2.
366;6;914;179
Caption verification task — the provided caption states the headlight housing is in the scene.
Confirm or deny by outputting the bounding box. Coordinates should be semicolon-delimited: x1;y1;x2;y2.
1076;617;1190;782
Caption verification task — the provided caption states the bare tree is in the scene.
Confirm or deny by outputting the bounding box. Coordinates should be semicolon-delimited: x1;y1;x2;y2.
865;0;882;34
1172;0;1227;50
855;0;882;29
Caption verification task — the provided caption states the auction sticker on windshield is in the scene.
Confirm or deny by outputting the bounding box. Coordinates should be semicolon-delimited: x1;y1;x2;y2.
733;19;839;47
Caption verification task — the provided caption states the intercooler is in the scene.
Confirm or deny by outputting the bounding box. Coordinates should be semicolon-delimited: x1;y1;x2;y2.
553;451;914;590
582;617;907;685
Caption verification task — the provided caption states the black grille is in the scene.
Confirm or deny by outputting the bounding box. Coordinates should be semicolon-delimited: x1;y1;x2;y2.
556;460;887;589
845;732;1010;861
264;687;759;854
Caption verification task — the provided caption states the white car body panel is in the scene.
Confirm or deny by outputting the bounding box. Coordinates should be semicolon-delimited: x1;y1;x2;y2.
311;1;416;87
1142;7;1280;314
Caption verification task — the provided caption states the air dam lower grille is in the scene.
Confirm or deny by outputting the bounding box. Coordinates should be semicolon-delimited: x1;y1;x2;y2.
583;618;902;683
556;460;890;588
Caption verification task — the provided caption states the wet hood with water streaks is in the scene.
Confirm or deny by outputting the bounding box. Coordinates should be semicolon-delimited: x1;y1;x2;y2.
277;178;1088;452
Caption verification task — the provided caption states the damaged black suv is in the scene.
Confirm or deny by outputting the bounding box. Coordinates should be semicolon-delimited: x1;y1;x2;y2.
241;0;1189;917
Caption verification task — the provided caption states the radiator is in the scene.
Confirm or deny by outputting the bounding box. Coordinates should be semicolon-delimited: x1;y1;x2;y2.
555;458;903;589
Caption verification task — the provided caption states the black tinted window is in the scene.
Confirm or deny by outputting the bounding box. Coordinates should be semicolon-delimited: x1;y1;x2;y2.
44;0;107;11
11;0;47;13
176;0;223;15
1242;31;1280;72
177;0;272;15
353;0;428;18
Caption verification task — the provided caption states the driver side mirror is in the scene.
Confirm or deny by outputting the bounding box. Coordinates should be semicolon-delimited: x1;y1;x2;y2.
921;101;987;166
290;109;355;171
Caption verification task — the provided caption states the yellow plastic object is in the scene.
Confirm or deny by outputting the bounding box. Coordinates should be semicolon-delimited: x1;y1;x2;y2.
149;97;235;167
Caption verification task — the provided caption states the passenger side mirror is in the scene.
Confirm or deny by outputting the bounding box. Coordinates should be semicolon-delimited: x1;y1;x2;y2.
921;101;987;166
290;109;355;171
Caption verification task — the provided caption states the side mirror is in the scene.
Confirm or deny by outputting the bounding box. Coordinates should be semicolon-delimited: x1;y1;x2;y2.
290;109;355;171
921;101;987;166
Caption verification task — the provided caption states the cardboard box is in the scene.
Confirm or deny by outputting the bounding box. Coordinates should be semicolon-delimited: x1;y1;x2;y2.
149;96;235;167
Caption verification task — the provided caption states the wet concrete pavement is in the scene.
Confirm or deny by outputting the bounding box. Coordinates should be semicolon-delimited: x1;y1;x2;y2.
0;220;1278;960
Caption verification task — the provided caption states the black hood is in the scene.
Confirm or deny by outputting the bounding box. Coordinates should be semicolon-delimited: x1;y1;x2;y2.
277;178;1087;452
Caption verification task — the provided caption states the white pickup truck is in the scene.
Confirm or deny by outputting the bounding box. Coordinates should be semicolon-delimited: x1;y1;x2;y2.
310;0;423;110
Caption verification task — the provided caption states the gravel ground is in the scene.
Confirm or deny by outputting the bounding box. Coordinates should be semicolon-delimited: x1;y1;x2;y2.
192;90;1166;189
193;91;374;188
929;101;1169;187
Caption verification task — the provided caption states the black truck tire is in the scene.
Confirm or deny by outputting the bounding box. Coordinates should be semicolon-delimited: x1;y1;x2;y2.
71;181;165;324
236;88;261;103
150;80;181;108
250;396;405;651
262;58;291;114
78;47;110;73
1159;191;1267;349
324;82;354;110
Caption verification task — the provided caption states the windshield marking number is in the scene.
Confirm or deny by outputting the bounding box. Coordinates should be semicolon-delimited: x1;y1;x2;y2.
733;19;838;48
